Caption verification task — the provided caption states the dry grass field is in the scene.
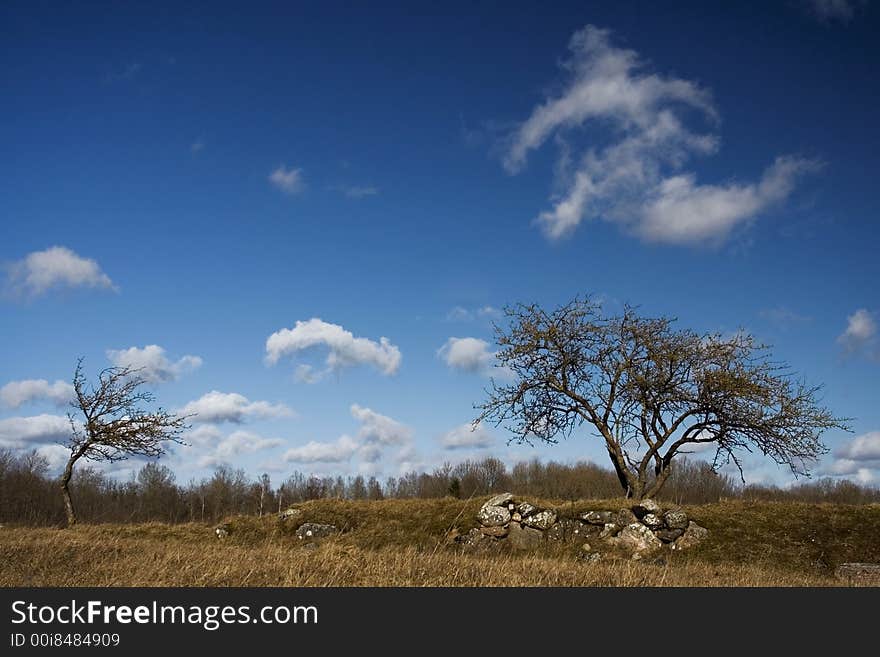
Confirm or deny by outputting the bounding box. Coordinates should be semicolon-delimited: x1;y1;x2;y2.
2;497;879;587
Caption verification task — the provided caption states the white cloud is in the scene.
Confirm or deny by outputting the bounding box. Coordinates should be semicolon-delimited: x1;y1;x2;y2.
438;337;494;373
266;318;401;377
1;379;75;409
837;308;877;352
106;345;203;383
179;391;294;424
198;430;284;467
269;164;305;195
446;305;501;322
0;414;70;448
835;431;880;461
504;25;818;245
283;435;359;463
35;444;71;474
805;0;864;23
333;185;379;198
350;404;412;445
439;422;495;450
4;246;116;298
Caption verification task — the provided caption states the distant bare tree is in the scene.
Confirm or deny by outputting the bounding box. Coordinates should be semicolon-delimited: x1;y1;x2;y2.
62;359;189;526
477;297;850;500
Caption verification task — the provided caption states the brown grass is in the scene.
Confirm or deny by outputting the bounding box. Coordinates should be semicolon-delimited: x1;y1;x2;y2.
1;497;878;587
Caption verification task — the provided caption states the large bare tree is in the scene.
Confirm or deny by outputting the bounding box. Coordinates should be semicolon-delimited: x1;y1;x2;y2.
62;359;189;526
476;298;849;500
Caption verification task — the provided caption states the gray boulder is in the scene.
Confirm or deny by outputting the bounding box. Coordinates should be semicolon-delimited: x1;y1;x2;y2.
615;523;663;555
547;518;593;543
580;510;614;525
671;521;709;550
616;508;638;527
663;509;689;530
295;522;338;541
278;507;303;521
214;524;230;539
641;513;664;529
480;524;510;538
834;563;880;584
523;509;557;530
507;522;544;550
484;492;515;508
516;502;539;517
631;498;662;519
598;522;620;539
655;528;684;543
477;504;511;527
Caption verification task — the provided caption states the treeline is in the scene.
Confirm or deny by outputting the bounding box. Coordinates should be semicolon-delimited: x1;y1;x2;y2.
1;448;878;526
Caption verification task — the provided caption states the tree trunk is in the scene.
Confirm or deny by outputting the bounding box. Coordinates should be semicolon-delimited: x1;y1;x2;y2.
60;459;77;527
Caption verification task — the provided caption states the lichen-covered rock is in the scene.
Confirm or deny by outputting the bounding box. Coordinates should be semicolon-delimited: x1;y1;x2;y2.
663;509;689;530
631;498;662;519
214;524;230;539
485;493;515;508
523;509;557;530
580;510;614;525
477;504;511;527
655;528;684;543
578;551;602;563
834;563;880;584
641;513;664;529
507;522;544;550
615;523;663;555
516;502;539;517
295;522;338;541
599;522;620;539
456;528;485;548
512;512;522;522
546;518;594;543
616;508;638;527
480;524;510;538
671;521;709;550
278;507;303;521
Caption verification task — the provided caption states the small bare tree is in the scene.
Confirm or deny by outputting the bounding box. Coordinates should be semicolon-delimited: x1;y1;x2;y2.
477;298;850;500
62;359;189;526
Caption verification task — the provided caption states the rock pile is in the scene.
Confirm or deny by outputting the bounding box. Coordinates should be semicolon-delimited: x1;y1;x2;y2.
459;493;709;559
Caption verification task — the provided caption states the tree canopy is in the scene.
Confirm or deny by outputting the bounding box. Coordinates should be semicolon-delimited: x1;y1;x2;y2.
476;297;850;499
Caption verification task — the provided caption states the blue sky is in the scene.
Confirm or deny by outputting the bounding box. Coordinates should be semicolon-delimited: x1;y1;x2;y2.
2;0;878;487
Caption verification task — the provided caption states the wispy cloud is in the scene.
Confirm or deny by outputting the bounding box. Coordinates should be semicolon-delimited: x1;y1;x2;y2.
502;25;820;246
269;164;305;195
331;184;379;199
439;421;495;450
445;305;501;322
4;246;116;299
803;0;866;24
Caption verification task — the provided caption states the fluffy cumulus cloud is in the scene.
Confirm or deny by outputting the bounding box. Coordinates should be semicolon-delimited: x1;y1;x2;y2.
35;444;72;474
179;391;294;424
4;246;116;298
350;404;412;445
438;337;511;379
106;345;203;383
439;422;495;450
283;435;360;464
269;164;305;194
0;414;70;448
266;318;401;378
0;379;75;409
823;431;880;484
283;405;417;472
198;430;285;468
837;308;877;354
503;25;819;245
